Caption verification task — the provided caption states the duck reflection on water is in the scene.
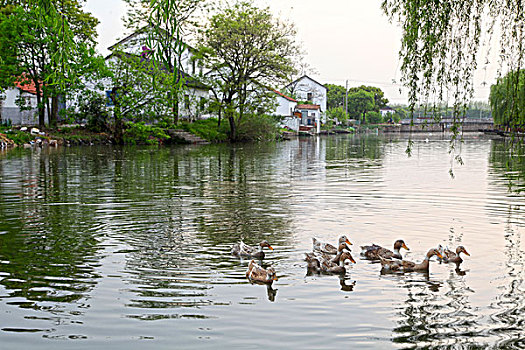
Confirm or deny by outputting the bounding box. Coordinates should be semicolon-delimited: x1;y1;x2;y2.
245;260;279;302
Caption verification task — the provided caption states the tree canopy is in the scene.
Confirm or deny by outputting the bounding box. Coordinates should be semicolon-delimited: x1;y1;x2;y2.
0;0;101;128
382;0;524;130
490;69;525;129
198;1;298;141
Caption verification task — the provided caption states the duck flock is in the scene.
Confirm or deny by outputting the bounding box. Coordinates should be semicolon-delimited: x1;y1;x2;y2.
231;237;470;285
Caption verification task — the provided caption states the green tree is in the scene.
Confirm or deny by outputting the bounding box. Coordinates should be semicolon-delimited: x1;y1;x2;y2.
0;0;100;128
348;85;388;111
123;0;204;125
382;0;524;137
198;1;298;141
366;110;383;124
347;90;374;123
326;83;346;110
490;69;525;130
326;106;347;126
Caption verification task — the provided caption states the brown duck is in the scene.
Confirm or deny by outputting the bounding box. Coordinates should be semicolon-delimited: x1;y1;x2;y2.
379;248;443;272
305;242;348;266
439;246;470;264
246;260;277;284
312;235;352;255
361;239;410;260
231;240;274;259
306;250;356;274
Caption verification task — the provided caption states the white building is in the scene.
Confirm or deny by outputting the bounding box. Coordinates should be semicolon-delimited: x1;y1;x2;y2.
380;106;394;118
296;104;321;134
102;27;210;121
272;90;299;131
1;80;48;125
285;75;327;123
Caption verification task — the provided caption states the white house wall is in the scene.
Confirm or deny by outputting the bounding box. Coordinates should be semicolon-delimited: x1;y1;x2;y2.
290;76;327;113
274;96;297;116
1;88;46;125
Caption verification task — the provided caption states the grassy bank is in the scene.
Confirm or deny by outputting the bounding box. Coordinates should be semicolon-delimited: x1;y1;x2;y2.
0;115;293;148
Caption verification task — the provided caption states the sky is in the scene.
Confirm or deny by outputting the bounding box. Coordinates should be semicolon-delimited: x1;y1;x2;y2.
84;0;495;105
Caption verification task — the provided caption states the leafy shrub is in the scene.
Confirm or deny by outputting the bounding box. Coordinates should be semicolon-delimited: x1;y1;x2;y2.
123;122;170;145
236;114;279;141
366;111;383;124
73;93;110;132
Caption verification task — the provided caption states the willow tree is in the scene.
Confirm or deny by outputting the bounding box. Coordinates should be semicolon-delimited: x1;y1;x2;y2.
123;0;204;124
490;69;525;130
382;0;525;138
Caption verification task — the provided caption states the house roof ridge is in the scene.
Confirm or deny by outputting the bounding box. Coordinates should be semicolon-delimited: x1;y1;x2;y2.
285;75;327;90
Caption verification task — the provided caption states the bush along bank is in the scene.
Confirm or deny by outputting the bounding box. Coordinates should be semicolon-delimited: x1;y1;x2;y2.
0;114;294;149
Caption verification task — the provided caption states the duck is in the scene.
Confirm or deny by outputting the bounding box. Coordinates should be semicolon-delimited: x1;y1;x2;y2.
306;250;356;274
320;251;356;274
231;240;274;259
361;239;410;260
439;245;470;264
246;260;277;284
312;235;352;255
379;248;443;273
305;242;349;266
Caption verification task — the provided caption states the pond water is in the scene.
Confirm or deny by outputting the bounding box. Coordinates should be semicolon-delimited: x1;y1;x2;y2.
0;134;524;349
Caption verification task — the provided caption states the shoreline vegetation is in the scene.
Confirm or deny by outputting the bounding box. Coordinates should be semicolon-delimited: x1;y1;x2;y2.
0;117;512;151
0;118;358;149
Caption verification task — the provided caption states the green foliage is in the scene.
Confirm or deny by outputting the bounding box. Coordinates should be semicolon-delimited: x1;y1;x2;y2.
0;0;102;128
490;69;525;129
0;128;33;145
382;0;524;142
348;85;388;110
122;122;170;145
72;92;110;132
347;90;375;123
198;1;299;141
366;111;383;124
326;106;347;125
179;118;229;142
237;114;280;142
326;84;346;110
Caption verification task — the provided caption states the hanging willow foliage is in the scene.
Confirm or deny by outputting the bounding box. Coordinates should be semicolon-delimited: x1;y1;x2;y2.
382;0;525;135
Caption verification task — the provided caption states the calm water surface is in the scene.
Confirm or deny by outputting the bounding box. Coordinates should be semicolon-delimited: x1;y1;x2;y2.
0;134;524;349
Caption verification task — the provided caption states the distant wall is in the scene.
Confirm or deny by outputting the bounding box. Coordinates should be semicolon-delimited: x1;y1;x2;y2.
1;107;46;126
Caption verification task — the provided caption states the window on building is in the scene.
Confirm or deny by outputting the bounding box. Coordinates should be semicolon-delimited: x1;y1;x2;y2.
184;94;190;110
307;92;313;101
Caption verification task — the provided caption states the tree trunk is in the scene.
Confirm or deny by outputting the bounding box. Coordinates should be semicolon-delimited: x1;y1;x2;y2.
50;95;58;129
173;96;179;125
35;81;45;128
111;88;123;144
